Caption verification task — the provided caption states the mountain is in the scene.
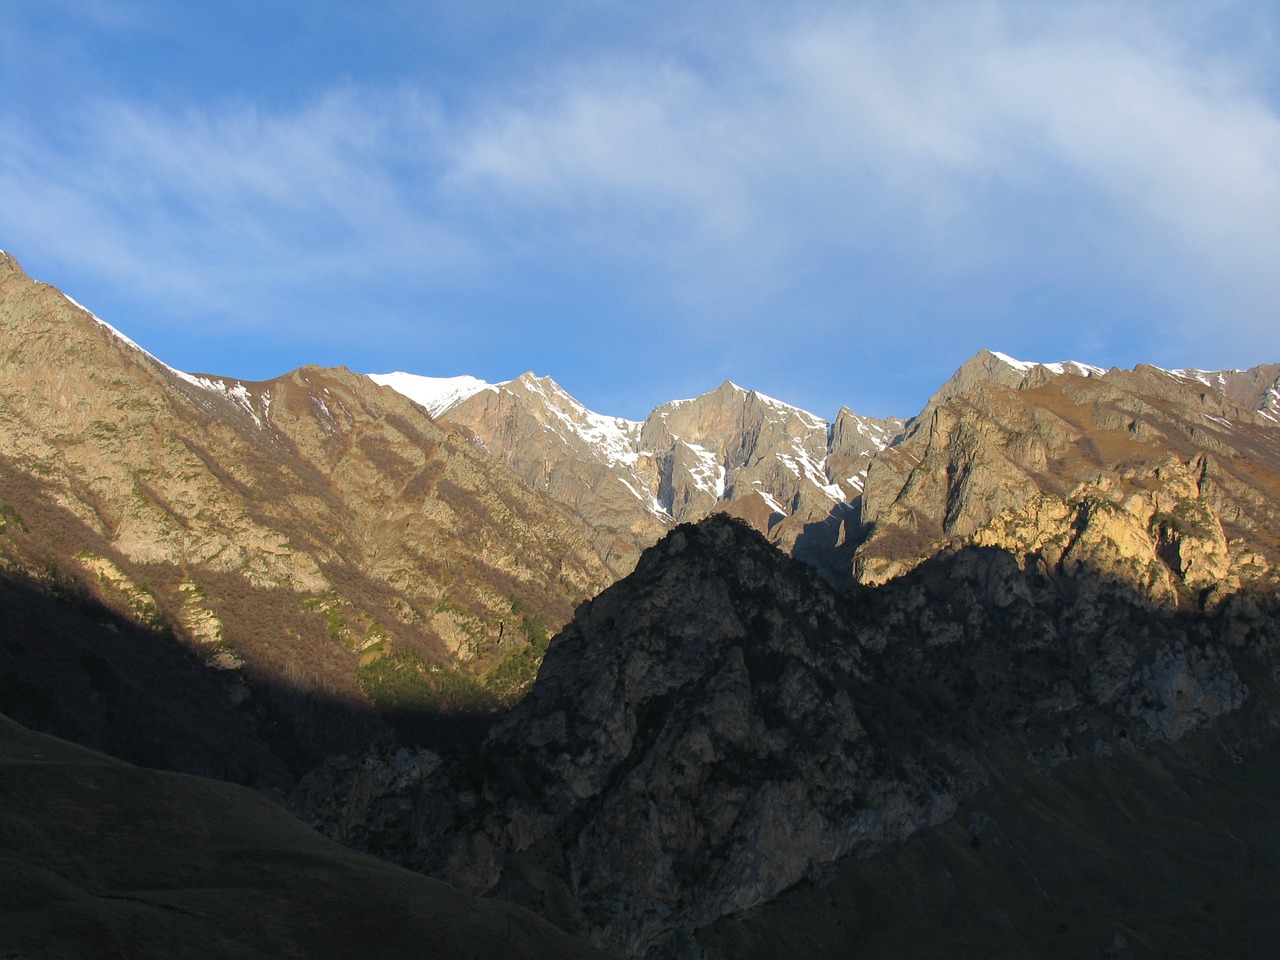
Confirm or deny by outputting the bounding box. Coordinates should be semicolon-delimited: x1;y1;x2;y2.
0;711;613;960
7;248;1280;958
373;351;1280;595
298;350;1280;956
293;515;1280;957
0;252;615;781
371;371;902;581
855;348;1280;587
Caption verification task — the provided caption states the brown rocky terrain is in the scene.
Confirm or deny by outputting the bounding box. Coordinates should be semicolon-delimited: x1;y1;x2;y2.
6;248;1280;958
856;349;1280;590
0;252;614;780
376;371;902;582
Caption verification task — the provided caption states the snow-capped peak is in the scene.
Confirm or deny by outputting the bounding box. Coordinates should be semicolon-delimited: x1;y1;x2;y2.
1166;367;1238;388
508;372;645;470
368;372;496;418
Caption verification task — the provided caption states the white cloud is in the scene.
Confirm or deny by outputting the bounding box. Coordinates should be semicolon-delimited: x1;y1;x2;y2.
441;3;1280;348
0;86;473;319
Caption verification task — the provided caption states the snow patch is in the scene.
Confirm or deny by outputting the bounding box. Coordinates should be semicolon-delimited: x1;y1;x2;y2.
60;289;272;428
992;352;1104;377
842;413;894;451
779;441;843;501
1042;360;1106;377
66;294;155;359
752;483;789;516
680;440;725;499
990;351;1038;372
750;388;829;428
1262;387;1280;423
170;371;265;426
513;375;645;469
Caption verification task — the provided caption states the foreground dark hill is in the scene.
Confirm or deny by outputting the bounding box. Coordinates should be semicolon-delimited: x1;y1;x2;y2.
294;516;1280;957
0;712;613;960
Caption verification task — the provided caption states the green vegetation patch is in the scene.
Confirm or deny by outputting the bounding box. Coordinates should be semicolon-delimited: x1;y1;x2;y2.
299;592;353;645
0;503;27;535
483;608;553;704
358;647;497;716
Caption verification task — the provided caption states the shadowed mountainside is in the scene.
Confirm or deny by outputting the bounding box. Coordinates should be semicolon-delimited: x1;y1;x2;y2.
699;714;1280;959
292;516;1280;957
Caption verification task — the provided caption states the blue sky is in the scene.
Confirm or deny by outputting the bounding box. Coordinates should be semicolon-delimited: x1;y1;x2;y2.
3;1;1280;420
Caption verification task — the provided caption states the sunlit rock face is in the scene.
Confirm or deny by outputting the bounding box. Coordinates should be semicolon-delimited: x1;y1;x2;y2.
377;370;902;583
855;349;1280;594
0;252;616;781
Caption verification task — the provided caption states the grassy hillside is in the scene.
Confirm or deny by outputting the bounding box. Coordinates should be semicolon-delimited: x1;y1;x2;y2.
0;712;614;960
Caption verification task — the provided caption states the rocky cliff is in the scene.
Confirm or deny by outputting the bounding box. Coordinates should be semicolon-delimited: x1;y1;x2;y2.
855;350;1280;592
293;514;1280;956
373;371;902;582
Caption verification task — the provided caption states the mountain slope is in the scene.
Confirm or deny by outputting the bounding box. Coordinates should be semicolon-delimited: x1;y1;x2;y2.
0;252;614;779
292;354;1280;958
856;349;1280;588
293;514;1280;956
699;716;1280;959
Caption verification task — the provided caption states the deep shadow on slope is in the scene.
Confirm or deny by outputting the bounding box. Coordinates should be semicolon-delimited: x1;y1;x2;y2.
0;712;615;960
0;565;503;791
293;516;1280;957
0;452;520;786
700;711;1280;960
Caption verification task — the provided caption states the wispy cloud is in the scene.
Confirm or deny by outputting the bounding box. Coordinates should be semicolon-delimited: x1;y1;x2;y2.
443;4;1280;352
2;2;1279;413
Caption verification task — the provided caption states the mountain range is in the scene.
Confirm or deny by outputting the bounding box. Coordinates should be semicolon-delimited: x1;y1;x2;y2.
3;249;1280;958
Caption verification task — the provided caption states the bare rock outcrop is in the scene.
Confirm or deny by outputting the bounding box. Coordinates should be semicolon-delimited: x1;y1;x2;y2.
854;352;1280;600
292;514;1280;957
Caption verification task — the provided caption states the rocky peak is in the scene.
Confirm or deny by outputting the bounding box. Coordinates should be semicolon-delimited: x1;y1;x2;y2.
378;369;902;582
855;358;1280;591
925;348;1106;408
